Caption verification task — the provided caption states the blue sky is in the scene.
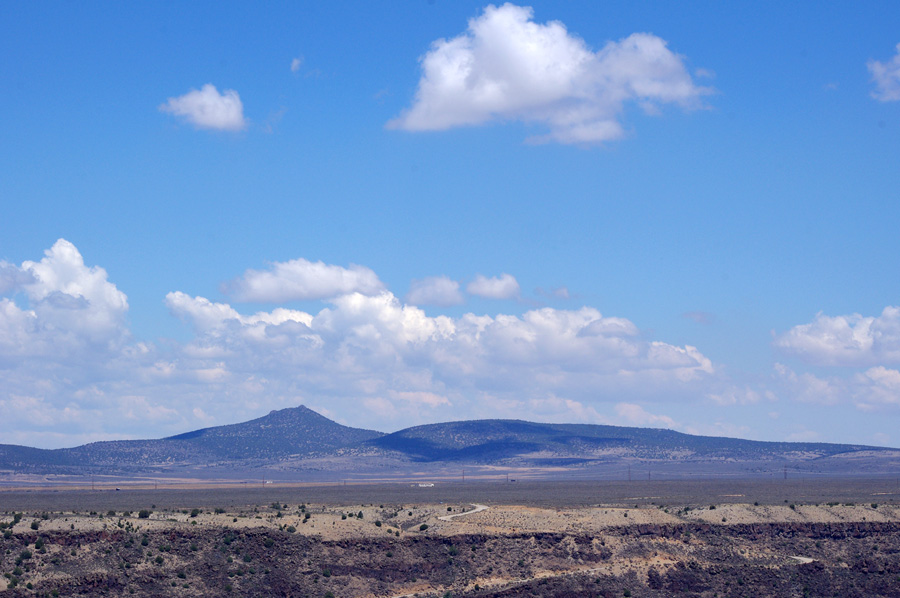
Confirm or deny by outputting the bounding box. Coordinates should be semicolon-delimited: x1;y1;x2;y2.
2;1;900;449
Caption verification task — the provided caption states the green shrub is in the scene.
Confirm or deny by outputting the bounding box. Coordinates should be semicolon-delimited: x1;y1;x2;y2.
190;509;201;518
138;510;151;519
419;524;429;531
30;521;40;530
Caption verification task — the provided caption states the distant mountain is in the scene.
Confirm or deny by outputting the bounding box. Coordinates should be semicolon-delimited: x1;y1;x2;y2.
1;406;898;478
165;405;383;460
367;419;881;464
0;406;382;474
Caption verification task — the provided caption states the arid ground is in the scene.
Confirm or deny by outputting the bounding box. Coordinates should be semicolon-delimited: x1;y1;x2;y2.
1;479;899;597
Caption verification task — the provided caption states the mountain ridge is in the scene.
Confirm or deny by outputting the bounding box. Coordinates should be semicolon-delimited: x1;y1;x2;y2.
1;405;897;478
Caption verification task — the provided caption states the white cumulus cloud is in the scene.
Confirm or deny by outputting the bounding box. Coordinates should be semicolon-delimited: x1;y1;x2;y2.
388;3;710;144
774;363;900;413
224;258;385;302
854;366;900;410
2;241;722;447
169;291;714;412
0;239;130;359
159;84;247;131
406;275;464;306
774;307;900;367
868;43;900;102
467;273;520;299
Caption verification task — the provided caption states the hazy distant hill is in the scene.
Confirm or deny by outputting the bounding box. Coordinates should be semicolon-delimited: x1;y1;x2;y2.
367;419;881;464
1;405;897;478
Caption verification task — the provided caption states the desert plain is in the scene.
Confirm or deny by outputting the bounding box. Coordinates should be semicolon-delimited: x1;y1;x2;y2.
1;478;899;597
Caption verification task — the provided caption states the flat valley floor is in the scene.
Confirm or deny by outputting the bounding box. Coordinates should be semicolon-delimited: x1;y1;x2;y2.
1;479;899;597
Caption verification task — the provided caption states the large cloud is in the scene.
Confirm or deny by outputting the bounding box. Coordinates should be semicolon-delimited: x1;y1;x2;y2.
168;290;714;406
388;3;710;144
0;239;129;359
223;258;385;302
2;241;720;447
774;307;900;367
0;241;151;446
159;84;247;131
868;43;900;102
